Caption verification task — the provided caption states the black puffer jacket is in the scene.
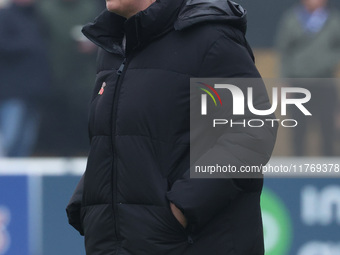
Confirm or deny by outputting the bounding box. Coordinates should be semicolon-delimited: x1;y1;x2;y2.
66;0;277;254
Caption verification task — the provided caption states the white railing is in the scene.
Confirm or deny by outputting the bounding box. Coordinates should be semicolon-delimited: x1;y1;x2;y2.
0;158;86;175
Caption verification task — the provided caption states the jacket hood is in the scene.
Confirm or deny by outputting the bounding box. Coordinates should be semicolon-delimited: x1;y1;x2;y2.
175;0;247;34
82;0;247;54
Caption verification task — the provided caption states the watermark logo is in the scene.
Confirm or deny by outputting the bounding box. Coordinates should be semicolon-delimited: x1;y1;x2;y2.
194;79;312;128
198;82;223;115
200;83;311;117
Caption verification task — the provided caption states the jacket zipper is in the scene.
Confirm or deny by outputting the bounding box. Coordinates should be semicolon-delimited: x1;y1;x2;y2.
111;57;127;241
110;57;194;245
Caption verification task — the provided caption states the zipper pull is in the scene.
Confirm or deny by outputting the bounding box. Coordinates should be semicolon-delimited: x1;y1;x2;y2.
117;58;126;75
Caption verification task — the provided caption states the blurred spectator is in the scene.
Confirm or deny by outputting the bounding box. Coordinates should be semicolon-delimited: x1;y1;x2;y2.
37;0;98;156
0;0;51;157
276;0;340;156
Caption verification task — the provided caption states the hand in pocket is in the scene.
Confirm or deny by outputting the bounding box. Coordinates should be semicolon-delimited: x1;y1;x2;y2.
170;202;187;229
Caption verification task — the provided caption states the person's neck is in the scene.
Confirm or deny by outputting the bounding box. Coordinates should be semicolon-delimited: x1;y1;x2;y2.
125;0;156;19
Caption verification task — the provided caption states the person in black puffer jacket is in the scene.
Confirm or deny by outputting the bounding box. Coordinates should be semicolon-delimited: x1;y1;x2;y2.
66;0;278;254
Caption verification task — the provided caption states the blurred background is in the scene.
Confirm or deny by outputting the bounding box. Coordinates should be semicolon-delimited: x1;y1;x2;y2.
0;0;339;254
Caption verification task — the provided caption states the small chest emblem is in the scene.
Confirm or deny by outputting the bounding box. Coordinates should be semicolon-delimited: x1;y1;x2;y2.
98;82;107;95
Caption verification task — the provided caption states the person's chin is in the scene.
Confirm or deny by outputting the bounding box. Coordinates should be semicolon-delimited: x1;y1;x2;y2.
106;3;127;17
106;1;119;13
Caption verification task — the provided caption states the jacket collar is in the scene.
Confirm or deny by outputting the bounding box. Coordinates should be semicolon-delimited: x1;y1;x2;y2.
82;0;247;55
82;0;185;56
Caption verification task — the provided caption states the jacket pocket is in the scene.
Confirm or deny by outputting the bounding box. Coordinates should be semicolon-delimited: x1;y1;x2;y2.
118;204;188;243
166;203;195;244
166;204;187;232
81;204;118;253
